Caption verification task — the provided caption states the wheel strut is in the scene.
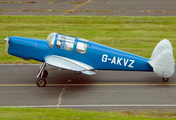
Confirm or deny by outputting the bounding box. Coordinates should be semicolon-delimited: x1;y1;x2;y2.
37;62;46;79
36;62;48;87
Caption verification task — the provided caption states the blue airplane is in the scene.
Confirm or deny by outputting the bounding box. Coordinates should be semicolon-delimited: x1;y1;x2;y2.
4;33;175;87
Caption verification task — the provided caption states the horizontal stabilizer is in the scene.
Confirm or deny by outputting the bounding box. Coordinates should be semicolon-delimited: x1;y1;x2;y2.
148;39;175;78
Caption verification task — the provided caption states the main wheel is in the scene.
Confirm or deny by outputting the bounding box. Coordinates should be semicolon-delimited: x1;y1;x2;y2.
42;70;48;78
163;78;169;82
36;78;46;87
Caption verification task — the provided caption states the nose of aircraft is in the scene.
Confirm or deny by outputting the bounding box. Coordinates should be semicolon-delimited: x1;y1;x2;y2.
7;36;38;60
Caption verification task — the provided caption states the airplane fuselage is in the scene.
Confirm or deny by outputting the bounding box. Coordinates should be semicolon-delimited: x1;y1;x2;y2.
8;34;153;72
6;32;175;87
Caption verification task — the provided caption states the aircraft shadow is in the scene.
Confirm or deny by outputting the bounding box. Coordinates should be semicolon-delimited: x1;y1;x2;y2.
45;68;175;85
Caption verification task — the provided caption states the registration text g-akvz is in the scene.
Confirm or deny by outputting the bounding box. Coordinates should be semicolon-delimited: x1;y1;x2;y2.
101;54;135;68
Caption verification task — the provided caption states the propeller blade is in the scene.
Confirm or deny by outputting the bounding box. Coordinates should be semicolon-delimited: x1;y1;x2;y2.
4;36;9;51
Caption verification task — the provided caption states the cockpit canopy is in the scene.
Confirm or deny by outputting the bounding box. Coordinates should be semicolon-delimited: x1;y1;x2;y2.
47;33;76;49
46;33;89;54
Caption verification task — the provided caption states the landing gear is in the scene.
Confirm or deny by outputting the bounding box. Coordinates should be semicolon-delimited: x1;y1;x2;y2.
163;78;169;82
42;70;48;78
36;62;48;87
36;78;46;87
37;70;48;78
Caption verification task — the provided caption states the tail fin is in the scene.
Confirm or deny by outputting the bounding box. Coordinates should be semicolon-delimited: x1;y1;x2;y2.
148;39;175;78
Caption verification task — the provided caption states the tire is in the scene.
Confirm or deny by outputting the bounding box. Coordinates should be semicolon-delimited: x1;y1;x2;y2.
42;70;48;78
36;78;46;87
163;78;169;82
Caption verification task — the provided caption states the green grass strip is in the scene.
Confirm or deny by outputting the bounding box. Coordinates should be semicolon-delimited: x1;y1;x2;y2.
0;16;176;63
0;108;176;120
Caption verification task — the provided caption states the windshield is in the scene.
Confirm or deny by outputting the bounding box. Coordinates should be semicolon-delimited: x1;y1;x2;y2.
47;33;56;48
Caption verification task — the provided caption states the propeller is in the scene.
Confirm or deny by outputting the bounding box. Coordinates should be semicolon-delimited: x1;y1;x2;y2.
4;35;9;51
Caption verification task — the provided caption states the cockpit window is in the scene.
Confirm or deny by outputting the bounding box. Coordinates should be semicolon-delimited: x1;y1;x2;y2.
47;33;56;48
76;42;87;54
56;35;75;51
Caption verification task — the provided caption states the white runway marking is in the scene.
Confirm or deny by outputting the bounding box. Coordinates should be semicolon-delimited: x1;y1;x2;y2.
1;104;176;108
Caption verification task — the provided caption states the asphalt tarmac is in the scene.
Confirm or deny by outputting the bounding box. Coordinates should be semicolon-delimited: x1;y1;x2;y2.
1;64;176;113
0;0;176;16
1;0;176;113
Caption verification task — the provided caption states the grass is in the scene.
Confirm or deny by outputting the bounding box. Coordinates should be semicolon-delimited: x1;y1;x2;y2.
0;108;176;119
0;16;176;63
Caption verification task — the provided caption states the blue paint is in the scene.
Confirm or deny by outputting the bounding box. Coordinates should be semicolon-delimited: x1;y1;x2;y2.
8;36;37;60
86;41;152;71
31;40;52;62
8;33;153;72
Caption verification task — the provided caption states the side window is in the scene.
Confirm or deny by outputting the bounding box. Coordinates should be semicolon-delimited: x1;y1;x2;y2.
76;42;87;54
56;40;74;51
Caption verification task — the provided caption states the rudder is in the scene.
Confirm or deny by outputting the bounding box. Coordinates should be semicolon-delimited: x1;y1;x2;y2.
148;39;175;81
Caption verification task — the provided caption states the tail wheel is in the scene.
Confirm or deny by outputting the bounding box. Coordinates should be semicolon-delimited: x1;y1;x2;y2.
36;78;46;87
163;78;169;82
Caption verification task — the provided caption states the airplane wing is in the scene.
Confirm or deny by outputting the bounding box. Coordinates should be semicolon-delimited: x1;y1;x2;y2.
44;55;96;75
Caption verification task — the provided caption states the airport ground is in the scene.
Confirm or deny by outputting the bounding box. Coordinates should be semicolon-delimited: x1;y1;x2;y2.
0;0;176;114
1;64;176;113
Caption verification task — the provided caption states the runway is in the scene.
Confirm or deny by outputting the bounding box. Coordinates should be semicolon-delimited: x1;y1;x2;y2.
0;64;176;112
1;0;176;16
